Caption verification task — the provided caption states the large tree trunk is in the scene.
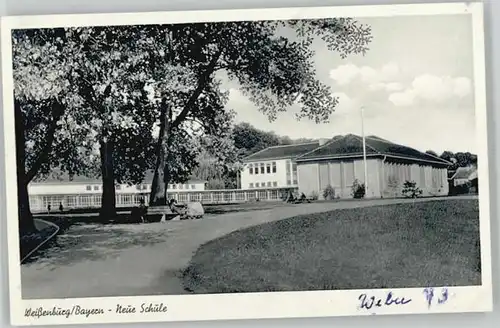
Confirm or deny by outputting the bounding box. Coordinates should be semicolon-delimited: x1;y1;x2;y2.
99;138;117;220
15;99;65;235
149;49;223;206
150;102;171;206
15;116;36;234
15;101;36;235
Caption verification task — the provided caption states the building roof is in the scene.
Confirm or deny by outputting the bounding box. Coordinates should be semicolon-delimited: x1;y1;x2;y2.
242;142;320;162
295;134;451;166
32;169;207;185
450;166;477;180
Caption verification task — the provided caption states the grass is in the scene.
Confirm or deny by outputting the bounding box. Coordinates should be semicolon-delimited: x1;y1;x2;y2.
183;199;481;293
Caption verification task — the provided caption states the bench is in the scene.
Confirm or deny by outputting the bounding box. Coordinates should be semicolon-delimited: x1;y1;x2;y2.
142;202;205;222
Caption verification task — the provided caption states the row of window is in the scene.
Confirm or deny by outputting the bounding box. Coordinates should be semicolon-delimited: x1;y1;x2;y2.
249;181;278;188
170;184;197;190
248;162;277;175
85;183;198;191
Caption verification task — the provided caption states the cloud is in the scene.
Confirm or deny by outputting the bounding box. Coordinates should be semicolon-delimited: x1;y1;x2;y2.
329;63;360;85
385;82;404;92
389;74;472;106
388;89;417;107
369;81;404;92
332;92;358;115
329;62;401;86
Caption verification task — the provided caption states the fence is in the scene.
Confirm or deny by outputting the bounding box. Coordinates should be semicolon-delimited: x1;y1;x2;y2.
28;187;298;212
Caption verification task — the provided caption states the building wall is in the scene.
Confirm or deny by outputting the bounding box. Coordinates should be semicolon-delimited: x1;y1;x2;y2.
381;161;448;197
240;158;298;189
297;163;319;197
298;158;449;199
297;158;382;199
354;159;381;198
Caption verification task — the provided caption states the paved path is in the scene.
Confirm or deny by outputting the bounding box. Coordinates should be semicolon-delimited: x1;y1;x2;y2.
21;196;476;299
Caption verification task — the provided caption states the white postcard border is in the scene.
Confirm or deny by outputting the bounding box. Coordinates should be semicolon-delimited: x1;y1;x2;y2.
1;2;492;326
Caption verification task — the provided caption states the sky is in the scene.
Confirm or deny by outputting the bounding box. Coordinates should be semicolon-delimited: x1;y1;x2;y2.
223;14;477;154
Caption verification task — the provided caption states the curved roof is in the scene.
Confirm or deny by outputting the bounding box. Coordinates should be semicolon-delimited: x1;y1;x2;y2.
295;134;451;166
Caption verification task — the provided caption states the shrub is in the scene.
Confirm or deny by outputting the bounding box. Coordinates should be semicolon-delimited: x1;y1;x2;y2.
311;191;319;201
351;179;366;199
323;184;336;200
402;180;423;198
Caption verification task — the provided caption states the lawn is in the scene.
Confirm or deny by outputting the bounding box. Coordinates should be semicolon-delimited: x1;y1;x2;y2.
183;199;481;293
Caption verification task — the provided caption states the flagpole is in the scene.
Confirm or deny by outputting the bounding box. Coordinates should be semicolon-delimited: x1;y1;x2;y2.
361;106;368;193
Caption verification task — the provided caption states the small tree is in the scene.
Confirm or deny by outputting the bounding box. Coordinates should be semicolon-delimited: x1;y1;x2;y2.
402;180;423;198
323;184;336;200
351;179;366;199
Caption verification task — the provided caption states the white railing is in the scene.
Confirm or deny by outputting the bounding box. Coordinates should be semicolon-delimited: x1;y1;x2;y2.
28;187;298;212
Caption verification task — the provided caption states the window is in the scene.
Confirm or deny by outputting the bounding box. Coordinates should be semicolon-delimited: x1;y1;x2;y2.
272;162;277;173
93;185;99;191
115;185;121;190
191;184;196;190
249;164;254;175
184;184;189;189
172;184;177;189
267;182;272;187
273;181;278;187
179;184;183;189
254;164;259;175
286;160;291;184
86;185;92;191
249;183;254;188
293;179;298;185
260;163;265;174
266;163;271;174
67;196;77;207
292;163;297;173
255;182;260;188
136;185;142;190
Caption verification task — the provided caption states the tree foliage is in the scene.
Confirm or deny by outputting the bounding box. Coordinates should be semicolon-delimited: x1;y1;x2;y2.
12;17;373;225
439;150;477;170
130;19;372;204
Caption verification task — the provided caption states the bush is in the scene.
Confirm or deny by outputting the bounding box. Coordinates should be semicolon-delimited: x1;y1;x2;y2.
351;179;366;199
311;191;319;201
323;184;336;200
402;180;423;198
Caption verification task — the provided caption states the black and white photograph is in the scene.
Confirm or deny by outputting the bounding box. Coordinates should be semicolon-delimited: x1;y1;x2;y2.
0;2;493;326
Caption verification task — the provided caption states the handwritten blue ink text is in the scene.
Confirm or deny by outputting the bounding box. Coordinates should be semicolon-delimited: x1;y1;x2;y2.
358;292;412;311
423;287;449;308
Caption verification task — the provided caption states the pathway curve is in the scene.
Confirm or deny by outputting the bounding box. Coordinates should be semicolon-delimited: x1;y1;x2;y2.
21;196;476;299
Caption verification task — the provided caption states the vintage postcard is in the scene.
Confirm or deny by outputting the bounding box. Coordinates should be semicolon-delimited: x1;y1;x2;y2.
0;2;492;326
